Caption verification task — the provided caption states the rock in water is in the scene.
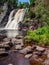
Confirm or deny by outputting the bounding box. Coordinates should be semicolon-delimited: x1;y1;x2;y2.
8;63;13;65
8;39;13;47
36;46;45;52
0;52;8;57
25;54;32;59
19;46;32;54
15;45;22;50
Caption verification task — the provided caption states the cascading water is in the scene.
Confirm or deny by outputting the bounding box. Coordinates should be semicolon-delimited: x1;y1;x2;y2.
5;9;27;38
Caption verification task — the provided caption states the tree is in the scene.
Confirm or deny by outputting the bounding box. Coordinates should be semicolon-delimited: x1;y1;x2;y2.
17;2;23;9
30;0;36;7
23;2;29;8
17;2;29;9
0;0;18;9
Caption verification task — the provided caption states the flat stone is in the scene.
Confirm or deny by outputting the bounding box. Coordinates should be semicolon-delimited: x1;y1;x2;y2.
16;35;23;39
36;46;45;52
32;54;38;58
25;54;32;59
0;48;5;52
19;46;32;54
33;51;42;56
3;38;10;42
15;45;22;50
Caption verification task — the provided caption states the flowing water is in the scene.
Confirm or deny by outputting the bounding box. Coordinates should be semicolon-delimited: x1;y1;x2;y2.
4;9;27;38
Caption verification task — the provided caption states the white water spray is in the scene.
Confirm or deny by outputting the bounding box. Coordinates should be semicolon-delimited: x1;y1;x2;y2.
5;9;27;38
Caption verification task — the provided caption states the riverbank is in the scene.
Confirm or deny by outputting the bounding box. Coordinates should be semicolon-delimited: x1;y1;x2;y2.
0;36;49;65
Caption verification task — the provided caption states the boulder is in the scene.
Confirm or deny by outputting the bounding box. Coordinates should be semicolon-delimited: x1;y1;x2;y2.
31;45;36;50
33;51;42;56
8;64;13;65
3;38;10;42
15;42;21;45
29;26;34;30
15;39;24;47
16;35;23;39
36;46;45;52
19;46;32;54
30;56;43;65
47;54;49;59
0;52;8;57
43;59;49;65
15;45;22;50
0;44;4;48
4;45;10;50
0;48;5;52
8;42;13;47
2;42;9;45
25;54;32;59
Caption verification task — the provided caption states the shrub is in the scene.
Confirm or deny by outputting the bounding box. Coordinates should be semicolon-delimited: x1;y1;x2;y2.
29;10;35;19
24;18;30;23
25;26;49;45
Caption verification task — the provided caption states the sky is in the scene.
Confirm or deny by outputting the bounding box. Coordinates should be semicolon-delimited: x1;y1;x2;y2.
18;0;30;3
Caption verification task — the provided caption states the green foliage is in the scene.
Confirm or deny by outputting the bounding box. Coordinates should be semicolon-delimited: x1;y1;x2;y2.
35;14;42;21
30;0;36;7
23;2;29;8
24;0;49;45
25;26;49;44
17;2;29;8
29;10;35;19
24;18;30;23
7;0;18;8
34;0;49;26
17;2;23;8
0;0;18;8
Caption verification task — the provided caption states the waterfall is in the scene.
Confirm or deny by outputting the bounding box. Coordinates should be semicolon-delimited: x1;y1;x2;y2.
5;9;27;38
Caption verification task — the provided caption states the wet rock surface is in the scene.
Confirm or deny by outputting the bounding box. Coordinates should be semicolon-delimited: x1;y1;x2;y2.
0;52;8;57
19;46;32;54
0;36;49;65
0;3;8;23
15;45;22;50
25;54;32;59
36;46;45;52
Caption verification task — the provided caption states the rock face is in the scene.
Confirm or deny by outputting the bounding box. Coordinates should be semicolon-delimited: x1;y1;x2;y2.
0;3;8;25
